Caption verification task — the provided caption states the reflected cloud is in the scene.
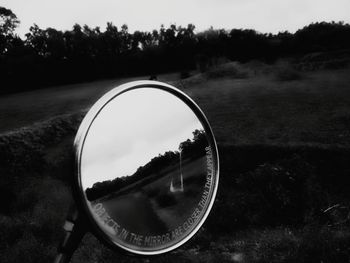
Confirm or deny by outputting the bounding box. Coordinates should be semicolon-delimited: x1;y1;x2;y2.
81;88;203;188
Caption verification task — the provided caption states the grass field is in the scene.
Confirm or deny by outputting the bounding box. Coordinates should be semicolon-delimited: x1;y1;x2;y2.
1;61;350;262
2;63;350;148
0;72;182;133
181;63;350;147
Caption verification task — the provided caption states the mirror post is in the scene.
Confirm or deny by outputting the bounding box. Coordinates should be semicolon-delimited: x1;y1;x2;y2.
54;207;87;263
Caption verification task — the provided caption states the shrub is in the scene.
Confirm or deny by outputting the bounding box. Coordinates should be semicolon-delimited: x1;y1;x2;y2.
205;63;248;79
180;71;191;79
235;160;308;226
275;62;303;81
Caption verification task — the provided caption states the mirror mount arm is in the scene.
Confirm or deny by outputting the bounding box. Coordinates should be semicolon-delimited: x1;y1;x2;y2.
54;207;87;263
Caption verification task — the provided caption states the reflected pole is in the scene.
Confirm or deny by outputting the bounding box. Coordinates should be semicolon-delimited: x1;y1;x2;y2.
170;146;184;193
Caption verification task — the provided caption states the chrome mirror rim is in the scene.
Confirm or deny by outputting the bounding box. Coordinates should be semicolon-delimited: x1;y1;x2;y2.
73;80;219;255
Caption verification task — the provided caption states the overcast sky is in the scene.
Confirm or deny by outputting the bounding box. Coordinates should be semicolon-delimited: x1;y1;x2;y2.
2;0;350;37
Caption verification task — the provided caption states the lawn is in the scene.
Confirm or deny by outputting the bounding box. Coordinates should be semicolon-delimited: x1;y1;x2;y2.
1;61;350;262
181;63;350;147
0;72;182;133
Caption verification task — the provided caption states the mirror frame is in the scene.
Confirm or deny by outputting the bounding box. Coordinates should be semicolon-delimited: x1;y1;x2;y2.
73;80;219;255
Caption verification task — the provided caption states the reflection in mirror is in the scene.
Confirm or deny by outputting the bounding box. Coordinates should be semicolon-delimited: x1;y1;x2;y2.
79;86;217;254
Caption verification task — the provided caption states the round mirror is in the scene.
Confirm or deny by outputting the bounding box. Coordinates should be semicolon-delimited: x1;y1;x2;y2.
74;80;219;255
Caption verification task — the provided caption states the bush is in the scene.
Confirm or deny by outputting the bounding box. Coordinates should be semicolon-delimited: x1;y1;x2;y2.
234;160;307;226
205;62;248;79
204;148;349;236
275;63;303;81
180;71;191;79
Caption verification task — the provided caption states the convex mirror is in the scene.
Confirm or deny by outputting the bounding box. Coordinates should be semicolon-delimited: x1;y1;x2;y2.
74;80;219;255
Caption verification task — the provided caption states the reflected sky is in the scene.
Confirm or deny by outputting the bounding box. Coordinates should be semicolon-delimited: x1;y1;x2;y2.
81;88;203;188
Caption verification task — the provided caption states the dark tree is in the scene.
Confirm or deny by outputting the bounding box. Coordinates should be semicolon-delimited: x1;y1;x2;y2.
0;6;20;54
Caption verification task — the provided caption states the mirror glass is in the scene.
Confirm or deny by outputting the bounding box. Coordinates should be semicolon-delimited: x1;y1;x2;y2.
77;83;218;254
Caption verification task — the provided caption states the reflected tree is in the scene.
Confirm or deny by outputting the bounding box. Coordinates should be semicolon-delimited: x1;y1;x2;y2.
86;129;208;201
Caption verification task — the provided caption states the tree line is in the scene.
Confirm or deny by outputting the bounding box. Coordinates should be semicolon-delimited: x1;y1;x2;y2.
1;6;350;94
